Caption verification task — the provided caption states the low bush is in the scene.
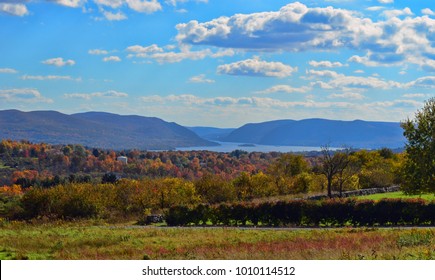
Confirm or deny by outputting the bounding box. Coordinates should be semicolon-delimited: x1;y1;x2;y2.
165;198;435;227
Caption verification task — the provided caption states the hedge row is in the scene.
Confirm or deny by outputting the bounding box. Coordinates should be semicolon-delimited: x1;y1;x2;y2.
165;198;435;227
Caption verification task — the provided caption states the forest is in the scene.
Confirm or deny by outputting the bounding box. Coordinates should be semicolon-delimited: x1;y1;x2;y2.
0;138;408;222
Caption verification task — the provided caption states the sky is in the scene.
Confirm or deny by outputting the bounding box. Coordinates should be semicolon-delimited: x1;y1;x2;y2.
1;0;435;128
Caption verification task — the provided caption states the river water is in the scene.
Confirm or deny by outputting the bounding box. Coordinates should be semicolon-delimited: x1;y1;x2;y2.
176;141;335;153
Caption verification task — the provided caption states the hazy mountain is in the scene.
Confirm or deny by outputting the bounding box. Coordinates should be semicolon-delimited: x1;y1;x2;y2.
0;110;215;150
222;119;406;149
187;127;235;141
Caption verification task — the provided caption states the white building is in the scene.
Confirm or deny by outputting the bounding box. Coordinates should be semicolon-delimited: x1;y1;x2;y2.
117;156;128;164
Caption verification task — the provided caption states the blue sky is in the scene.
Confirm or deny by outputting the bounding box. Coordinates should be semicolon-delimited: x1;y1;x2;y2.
1;0;435;127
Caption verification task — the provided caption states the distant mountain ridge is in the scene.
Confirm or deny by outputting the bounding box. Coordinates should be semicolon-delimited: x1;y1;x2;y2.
0;110;407;150
222;119;406;149
0;110;215;150
187;127;235;141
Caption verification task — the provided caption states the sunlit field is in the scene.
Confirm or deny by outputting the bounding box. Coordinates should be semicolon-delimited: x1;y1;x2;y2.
0;220;434;260
358;192;435;201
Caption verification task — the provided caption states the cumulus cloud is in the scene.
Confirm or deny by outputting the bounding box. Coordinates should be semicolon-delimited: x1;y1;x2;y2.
125;44;230;63
307;69;403;90
328;92;365;100
176;3;365;51
64;90;128;100
126;44;164;58
48;0;85;8
256;85;310;94
103;55;121;62
378;0;394;4
42;57;76;67
366;6;384;12
175;2;435;72
154;49;210;63
188;74;215;83
101;9;127;20
0;68;18;74
402;93;431;98
94;0;124;8
127;45;228;63
21;75;80;81
306;69;341;79
125;0;161;13
422;8;435;16
382;7;413;19
165;0;208;6
139;94;420;115
217;57;297;78
406;76;435;88
0;88;53;103
0;3;28;16
88;49;109;55
309;60;344;68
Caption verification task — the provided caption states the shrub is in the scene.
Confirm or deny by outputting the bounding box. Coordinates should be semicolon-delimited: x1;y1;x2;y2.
165;205;191;226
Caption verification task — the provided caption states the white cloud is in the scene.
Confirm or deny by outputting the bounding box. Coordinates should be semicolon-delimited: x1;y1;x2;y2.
382;7;413;19
188;74;215;83
126;45;226;64
378;0;393;4
306;70;403;90
165;0;208;6
422;8;435;16
48;0;85;8
103;55;121;62
21;75;80;81
126;44;164;57
42;57;76;67
0;3;28;16
402;93;430;98
309;60;344;68
139;94;420;112
88;49;109;55
366;6;384;12
151;49;211;63
217;57;297;78
125;0;162;14
328;92;365;100
176;3;364;51
0;68;18;74
64;90;128;100
256;85;310;94
0;88;53;103
94;0;124;8
101;9;127;20
306;69;341;79
406;76;435;88
175;2;435;73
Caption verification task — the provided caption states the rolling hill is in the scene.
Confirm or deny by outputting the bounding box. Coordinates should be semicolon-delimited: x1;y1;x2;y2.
222;119;406;149
0;110;215;150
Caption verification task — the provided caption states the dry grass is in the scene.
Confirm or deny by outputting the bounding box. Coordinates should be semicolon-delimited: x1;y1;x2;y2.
0;220;434;260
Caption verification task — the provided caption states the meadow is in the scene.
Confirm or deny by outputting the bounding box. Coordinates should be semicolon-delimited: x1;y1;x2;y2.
0;220;434;260
358;192;435;201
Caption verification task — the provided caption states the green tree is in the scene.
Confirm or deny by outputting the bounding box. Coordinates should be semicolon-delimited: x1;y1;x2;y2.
319;146;352;198
401;98;435;194
268;154;309;195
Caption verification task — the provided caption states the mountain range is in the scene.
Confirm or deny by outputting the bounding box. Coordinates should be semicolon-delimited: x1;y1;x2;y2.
221;119;406;149
0;110;406;150
0;110;214;150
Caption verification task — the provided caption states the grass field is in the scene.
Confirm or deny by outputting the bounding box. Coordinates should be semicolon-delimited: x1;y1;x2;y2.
357;191;435;201
0;220;434;260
